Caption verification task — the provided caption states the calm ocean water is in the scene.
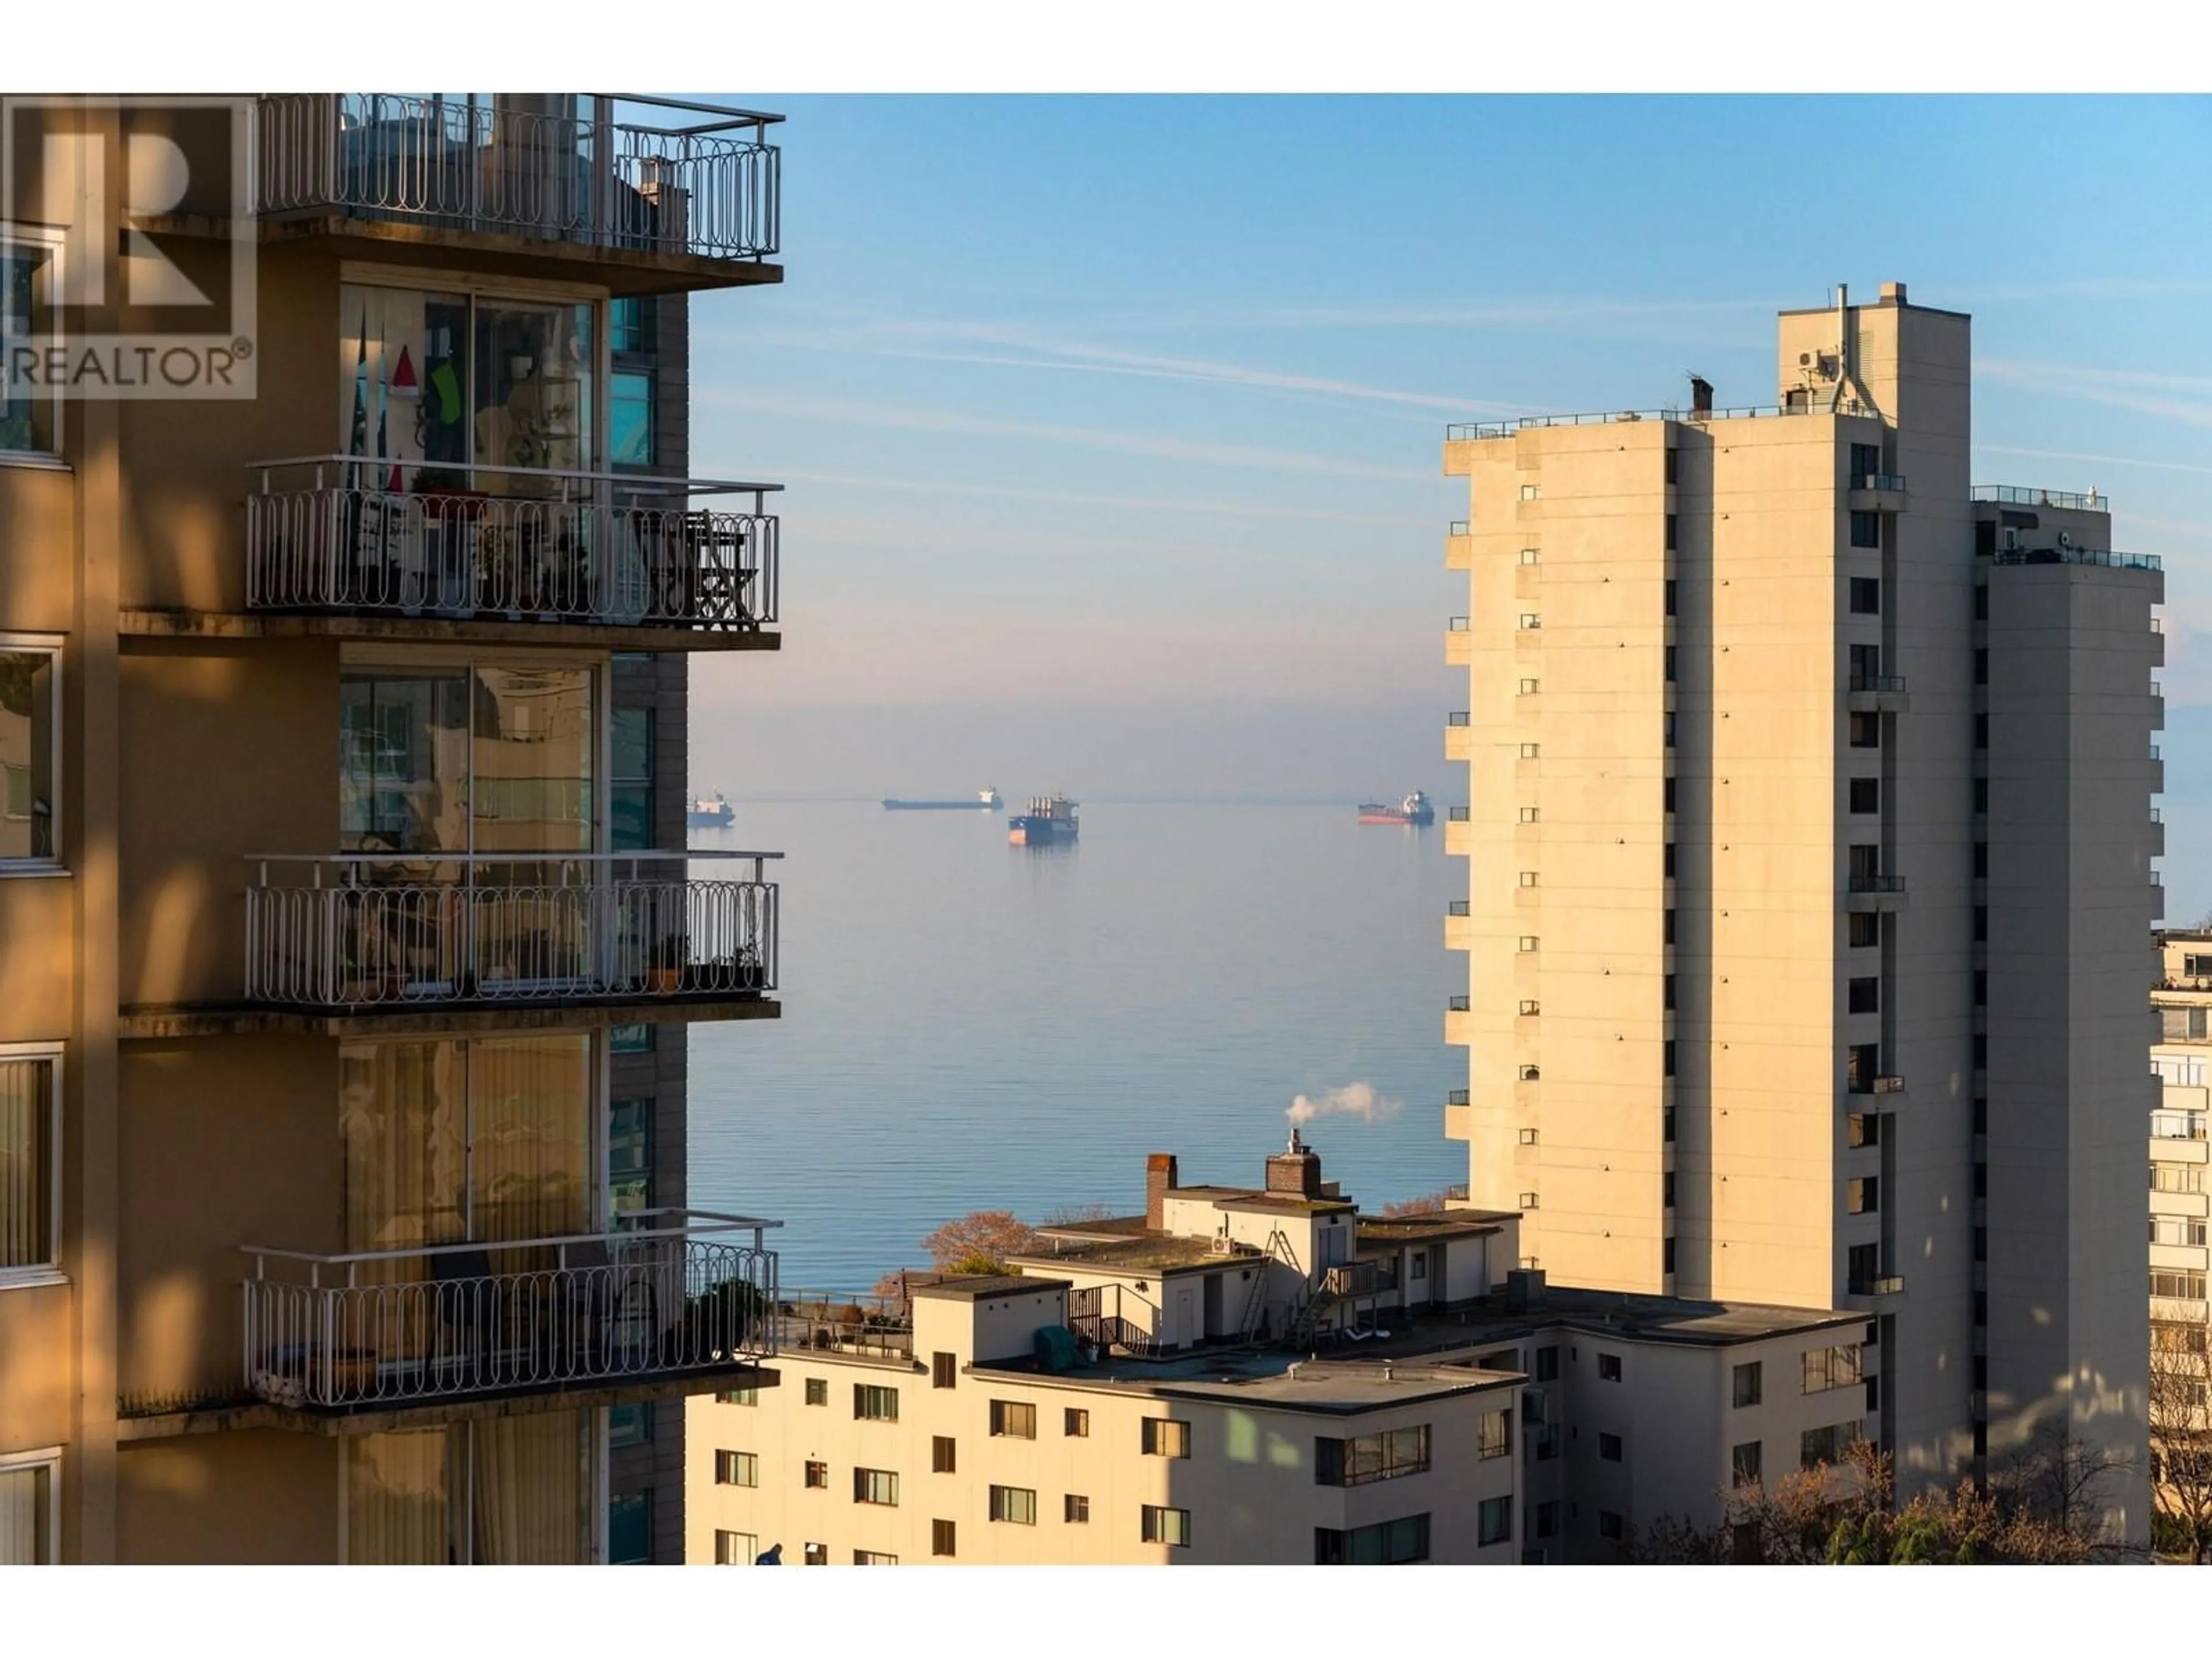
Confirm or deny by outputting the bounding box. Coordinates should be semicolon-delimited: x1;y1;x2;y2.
688;801;1468;1291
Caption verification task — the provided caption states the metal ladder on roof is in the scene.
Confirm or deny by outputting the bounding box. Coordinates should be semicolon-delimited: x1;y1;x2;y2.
1236;1228;1298;1344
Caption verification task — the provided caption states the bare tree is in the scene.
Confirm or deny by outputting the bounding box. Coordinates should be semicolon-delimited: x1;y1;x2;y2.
1986;1421;2138;1556
918;1209;1041;1275
1378;1190;1456;1219
1638;1440;2107;1565
2150;1328;2212;1562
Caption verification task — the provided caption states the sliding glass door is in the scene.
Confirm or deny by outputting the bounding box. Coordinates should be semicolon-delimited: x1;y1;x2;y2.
339;1034;593;1253
340;664;597;859
340;283;597;488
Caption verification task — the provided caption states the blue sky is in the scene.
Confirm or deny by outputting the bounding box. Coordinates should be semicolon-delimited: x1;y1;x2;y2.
680;95;2212;885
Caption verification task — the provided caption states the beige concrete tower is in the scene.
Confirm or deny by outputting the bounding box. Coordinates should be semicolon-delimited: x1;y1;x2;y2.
1441;283;2157;1544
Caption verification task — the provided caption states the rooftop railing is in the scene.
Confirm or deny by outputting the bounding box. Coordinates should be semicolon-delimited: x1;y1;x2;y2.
243;850;779;1009
768;1291;915;1360
1972;485;2108;512
1447;398;1875;442
245;458;779;631
241;1208;779;1411
255;94;781;262
1991;547;2161;573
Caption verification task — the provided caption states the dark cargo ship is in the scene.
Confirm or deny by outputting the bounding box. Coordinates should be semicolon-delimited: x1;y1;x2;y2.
1009;793;1079;846
884;787;1002;811
1359;791;1434;826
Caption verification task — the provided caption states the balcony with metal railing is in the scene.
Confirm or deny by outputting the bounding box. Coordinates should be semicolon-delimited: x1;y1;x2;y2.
233;458;781;649
1446;397;1876;442
253;94;782;290
1849;473;1908;512
768;1291;915;1363
1972;485;2109;512
1991;546;2161;573
214;850;780;1036
1845;872;1908;913
240;1209;779;1421
1846;673;1910;714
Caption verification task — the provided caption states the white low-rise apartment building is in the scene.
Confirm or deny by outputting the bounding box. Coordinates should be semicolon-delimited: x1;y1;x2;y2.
2151;933;2211;1358
688;1139;1873;1563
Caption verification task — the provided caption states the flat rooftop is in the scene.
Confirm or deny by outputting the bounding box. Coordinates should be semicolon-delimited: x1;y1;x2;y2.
1356;1210;1514;1245
971;1343;1522;1415
1009;1235;1262;1275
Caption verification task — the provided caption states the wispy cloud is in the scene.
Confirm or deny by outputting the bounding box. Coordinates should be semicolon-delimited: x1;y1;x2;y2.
748;467;1436;529
693;388;1438;483
1950;278;2212;305
698;317;1520;417
1976;444;2212;480
1979;359;2212;427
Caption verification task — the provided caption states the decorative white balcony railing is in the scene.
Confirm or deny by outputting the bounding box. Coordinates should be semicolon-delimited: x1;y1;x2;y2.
255;93;781;262
242;1209;779;1411
245;459;779;631
243;851;779;1009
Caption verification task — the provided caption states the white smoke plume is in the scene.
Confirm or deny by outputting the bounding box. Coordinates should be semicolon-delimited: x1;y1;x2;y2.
1286;1082;1400;1128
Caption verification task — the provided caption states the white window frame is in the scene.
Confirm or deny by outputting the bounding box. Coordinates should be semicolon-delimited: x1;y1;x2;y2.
1;225;69;467
0;1445;62;1563
0;1042;63;1288
0;634;64;875
714;1528;756;1565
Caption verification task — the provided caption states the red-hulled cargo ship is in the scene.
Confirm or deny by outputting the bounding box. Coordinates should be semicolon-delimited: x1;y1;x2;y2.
1358;791;1434;826
1009;793;1079;846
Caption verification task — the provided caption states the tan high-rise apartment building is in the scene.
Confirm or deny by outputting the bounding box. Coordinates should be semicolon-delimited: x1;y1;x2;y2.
0;93;786;1563
1441;283;2160;1544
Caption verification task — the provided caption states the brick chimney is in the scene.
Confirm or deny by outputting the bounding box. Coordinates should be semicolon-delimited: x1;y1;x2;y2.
1145;1153;1178;1230
1265;1127;1323;1199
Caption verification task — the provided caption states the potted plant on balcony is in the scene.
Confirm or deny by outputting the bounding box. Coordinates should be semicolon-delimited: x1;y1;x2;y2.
649;930;688;994
664;1277;764;1366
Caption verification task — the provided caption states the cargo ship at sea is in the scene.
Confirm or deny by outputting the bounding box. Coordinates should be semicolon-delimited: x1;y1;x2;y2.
687;791;736;828
1358;791;1434;827
883;787;1003;811
1009;794;1078;846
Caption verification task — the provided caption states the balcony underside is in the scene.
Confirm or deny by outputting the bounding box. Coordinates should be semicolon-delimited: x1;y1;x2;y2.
117;993;779;1041
1843;890;1908;914
1844;688;1909;714
118;608;781;653
116;1359;779;1442
153;209;783;297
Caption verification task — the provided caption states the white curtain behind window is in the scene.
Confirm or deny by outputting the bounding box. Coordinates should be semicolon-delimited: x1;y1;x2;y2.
346;1431;449;1565
0;1057;51;1270
470;1411;587;1564
0;1464;51;1564
470;1036;590;1245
